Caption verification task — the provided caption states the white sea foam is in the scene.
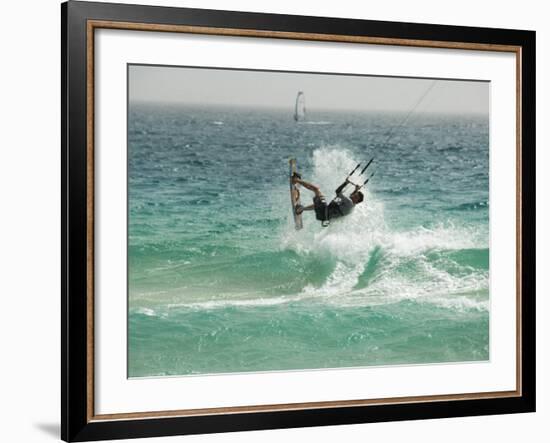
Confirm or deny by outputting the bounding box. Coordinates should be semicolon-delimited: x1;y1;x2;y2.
135;307;157;317
297;121;332;125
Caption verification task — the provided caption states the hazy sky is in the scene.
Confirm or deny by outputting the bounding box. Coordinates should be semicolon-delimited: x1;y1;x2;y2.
129;64;489;114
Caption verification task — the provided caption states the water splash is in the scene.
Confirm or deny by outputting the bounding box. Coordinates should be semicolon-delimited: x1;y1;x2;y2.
280;147;488;311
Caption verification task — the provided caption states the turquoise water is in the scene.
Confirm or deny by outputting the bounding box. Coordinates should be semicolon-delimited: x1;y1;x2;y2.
128;104;489;377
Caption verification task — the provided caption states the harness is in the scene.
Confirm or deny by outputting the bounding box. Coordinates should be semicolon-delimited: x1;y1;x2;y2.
318;159;375;228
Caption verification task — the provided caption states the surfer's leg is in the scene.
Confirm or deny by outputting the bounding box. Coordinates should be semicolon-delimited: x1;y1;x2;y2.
295;204;314;215
293;178;323;198
313;195;329;221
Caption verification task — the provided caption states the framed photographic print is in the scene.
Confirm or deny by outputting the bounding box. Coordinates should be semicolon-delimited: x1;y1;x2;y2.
61;1;536;441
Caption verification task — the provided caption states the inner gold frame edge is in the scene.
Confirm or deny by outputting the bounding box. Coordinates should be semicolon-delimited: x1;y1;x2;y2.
85;19;523;423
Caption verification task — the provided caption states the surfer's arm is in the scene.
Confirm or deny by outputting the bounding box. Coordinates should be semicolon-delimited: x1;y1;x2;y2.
302;204;315;211
335;180;349;195
294;178;323;198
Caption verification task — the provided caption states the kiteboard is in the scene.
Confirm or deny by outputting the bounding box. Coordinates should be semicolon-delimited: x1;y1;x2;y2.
289;158;303;230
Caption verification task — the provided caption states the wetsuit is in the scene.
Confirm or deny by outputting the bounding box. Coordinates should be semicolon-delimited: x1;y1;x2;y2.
313;182;354;222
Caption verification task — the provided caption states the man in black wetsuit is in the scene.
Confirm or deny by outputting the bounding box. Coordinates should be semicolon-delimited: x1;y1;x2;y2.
292;175;364;224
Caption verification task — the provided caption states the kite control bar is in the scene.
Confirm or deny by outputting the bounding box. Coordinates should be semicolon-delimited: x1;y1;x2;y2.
345;163;361;180
359;158;374;175
347;171;375;190
342;157;374;192
346;157;373;180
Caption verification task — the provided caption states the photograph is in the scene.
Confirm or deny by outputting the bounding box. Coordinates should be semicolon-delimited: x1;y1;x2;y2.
127;65;490;378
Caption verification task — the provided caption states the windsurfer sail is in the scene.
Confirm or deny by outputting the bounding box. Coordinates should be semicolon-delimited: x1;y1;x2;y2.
294;91;306;122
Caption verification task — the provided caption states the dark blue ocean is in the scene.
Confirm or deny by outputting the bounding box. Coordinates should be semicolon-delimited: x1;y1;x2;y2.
128;104;489;377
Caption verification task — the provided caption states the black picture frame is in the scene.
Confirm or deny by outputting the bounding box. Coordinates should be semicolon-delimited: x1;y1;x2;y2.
62;1;536;441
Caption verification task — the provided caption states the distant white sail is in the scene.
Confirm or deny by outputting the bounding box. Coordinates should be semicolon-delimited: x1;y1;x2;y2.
294;91;306;122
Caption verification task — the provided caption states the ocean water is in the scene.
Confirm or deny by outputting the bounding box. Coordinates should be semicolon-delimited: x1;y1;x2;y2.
128;103;489;377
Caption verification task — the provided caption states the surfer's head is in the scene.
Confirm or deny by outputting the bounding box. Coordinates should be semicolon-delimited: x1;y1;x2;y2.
350;191;364;205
